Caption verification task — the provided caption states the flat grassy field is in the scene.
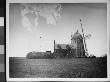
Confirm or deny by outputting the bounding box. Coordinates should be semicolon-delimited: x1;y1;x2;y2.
9;57;107;78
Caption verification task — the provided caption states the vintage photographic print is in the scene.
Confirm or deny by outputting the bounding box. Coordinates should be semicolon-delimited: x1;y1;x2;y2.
6;0;110;81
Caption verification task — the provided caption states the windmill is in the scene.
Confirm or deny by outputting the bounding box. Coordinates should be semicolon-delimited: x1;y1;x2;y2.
80;19;91;57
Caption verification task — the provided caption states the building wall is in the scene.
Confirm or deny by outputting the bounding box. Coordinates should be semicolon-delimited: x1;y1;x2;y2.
55;49;76;58
72;37;85;57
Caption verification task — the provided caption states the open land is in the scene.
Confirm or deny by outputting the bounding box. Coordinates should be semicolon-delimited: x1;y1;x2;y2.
9;57;107;78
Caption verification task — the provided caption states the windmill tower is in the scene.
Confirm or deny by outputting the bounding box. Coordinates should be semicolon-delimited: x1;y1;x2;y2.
80;19;89;57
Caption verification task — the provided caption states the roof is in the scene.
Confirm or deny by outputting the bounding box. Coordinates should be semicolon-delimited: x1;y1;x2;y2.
55;44;76;49
71;30;83;39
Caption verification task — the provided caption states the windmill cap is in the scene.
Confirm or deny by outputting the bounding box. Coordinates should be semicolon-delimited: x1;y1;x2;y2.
72;30;83;39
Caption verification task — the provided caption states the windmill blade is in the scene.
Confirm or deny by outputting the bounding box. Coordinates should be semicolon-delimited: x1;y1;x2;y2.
85;34;91;40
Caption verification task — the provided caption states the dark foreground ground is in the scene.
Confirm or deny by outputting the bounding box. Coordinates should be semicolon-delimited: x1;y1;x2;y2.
9;57;107;78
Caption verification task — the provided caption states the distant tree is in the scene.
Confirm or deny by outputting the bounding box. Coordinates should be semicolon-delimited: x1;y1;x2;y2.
57;45;62;53
66;45;71;51
57;45;64;58
104;54;107;58
89;54;96;58
26;51;47;59
66;45;72;58
57;45;62;49
101;54;107;58
26;52;34;59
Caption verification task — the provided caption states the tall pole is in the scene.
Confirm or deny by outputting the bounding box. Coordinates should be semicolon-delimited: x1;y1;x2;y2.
80;19;87;56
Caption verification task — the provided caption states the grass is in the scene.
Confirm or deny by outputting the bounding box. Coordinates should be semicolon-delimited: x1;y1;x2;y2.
9;57;107;78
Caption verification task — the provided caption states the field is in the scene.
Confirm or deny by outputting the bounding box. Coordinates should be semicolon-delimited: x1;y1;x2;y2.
9;57;107;78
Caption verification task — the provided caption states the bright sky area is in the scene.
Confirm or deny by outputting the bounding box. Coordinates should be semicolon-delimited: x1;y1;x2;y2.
9;3;107;57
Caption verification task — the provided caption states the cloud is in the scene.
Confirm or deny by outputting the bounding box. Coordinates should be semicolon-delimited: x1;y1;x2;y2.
20;3;62;31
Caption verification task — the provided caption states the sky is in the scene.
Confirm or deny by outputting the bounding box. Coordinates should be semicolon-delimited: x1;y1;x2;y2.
9;3;107;57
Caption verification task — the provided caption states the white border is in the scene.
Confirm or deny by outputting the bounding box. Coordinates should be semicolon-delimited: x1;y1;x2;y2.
107;0;110;80
6;0;110;81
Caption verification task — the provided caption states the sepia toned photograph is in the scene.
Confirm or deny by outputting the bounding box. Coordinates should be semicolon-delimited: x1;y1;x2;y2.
6;0;110;81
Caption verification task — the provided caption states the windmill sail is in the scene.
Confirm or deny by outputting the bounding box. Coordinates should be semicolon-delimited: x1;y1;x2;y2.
80;19;88;56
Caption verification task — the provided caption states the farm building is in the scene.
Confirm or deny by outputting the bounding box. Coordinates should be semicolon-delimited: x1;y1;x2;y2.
54;30;86;58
